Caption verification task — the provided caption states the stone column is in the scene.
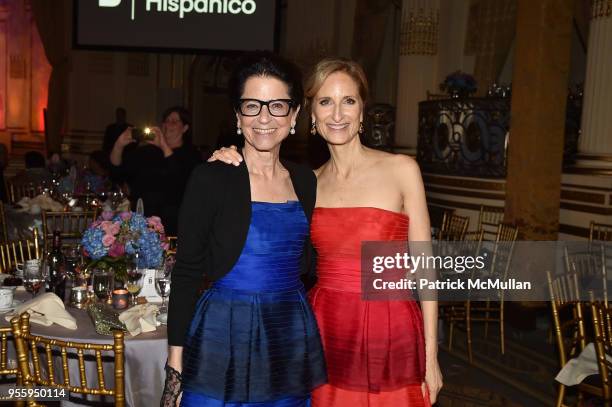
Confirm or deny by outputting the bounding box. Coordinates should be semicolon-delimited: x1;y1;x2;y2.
505;0;573;240
576;4;612;167
394;0;439;150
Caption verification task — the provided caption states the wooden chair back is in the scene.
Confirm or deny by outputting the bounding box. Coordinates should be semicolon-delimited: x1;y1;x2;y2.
547;270;588;407
42;210;98;251
0;230;42;274
6;180;40;204
591;301;612;402
478;205;505;241
438;213;469;241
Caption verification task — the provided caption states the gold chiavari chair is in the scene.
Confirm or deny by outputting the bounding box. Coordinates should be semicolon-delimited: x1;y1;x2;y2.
564;243;609;305
0;325;22;406
477;205;505;241
465;223;518;358
438;213;469;241
547;270;594;407
591;300;612;404
6;180;39;205
10;313;126;407
0;229;42;274
443;229;484;362
590;221;612;242
42;210;98;251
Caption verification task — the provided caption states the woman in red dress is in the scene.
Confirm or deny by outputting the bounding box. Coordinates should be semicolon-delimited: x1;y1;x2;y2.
303;59;442;406
210;58;442;406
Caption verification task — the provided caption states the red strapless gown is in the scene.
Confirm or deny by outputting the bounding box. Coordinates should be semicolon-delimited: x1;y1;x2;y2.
309;207;430;407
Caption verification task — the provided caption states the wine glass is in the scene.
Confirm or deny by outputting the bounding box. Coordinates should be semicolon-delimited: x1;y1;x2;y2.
126;270;145;306
92;269;114;302
24;266;43;298
155;268;171;313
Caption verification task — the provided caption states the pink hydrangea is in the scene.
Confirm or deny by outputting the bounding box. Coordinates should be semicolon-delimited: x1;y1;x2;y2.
108;222;121;235
108;241;125;257
147;216;165;233
120;212;132;221
102;234;116;247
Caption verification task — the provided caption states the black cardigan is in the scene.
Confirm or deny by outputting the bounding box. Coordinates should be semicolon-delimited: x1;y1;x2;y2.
167;160;317;346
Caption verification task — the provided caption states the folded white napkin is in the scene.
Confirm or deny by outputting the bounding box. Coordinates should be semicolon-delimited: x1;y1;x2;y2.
556;342;612;385
119;304;159;336
5;293;77;329
17;195;64;213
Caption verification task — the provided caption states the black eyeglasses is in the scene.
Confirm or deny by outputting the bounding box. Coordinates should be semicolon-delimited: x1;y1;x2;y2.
238;99;294;117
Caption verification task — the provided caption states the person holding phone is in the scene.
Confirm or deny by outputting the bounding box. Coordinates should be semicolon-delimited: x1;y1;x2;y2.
110;106;201;235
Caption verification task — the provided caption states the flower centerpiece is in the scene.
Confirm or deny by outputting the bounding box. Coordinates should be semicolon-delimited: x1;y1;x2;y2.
81;211;170;282
440;71;478;98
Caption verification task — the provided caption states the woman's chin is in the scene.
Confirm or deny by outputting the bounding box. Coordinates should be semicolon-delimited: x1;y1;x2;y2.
245;134;287;152
319;131;359;146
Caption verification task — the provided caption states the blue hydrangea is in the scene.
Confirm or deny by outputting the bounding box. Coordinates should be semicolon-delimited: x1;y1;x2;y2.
82;211;165;268
81;227;108;259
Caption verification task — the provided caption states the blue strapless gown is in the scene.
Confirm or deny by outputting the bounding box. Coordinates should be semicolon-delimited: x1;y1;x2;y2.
181;201;327;407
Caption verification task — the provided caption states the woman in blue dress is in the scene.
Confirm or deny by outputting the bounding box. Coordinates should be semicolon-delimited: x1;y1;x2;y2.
162;53;327;407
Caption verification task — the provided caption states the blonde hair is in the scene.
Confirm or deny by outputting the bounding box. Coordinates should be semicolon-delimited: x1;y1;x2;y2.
304;58;369;109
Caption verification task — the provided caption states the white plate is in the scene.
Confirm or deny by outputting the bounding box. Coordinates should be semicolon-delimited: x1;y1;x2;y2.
0;299;23;313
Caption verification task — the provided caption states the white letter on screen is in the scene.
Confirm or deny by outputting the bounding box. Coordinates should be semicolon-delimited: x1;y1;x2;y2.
180;0;194;18
194;0;207;12
209;0;222;13
242;0;256;14
99;0;122;7
228;0;241;13
146;0;162;11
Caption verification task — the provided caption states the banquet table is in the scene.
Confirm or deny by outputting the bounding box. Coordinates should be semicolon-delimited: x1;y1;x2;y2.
1;291;167;407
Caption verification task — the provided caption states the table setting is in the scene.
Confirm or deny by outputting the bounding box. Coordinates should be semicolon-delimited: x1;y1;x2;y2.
0;209;174;406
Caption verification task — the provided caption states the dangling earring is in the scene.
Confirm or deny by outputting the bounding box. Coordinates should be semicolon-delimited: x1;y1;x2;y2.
358;122;364;134
310;120;317;135
236;127;242;135
290;126;296;135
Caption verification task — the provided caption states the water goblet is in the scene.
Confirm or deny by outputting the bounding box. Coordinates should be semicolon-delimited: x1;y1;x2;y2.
92;269;114;303
155;268;171;313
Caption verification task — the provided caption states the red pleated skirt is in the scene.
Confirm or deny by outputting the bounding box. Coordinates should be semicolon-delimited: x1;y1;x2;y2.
309;207;431;407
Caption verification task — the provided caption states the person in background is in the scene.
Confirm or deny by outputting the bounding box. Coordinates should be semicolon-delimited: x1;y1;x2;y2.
11;151;52;188
110;106;201;235
47;151;70;177
58;151;111;196
103;107;131;154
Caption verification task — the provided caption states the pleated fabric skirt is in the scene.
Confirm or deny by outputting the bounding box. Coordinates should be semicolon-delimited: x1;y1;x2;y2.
180;202;327;406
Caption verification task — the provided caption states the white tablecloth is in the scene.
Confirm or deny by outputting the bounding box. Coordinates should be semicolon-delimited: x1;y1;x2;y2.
1;291;167;406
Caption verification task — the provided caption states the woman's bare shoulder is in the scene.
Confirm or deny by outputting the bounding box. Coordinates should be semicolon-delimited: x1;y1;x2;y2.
369;150;420;174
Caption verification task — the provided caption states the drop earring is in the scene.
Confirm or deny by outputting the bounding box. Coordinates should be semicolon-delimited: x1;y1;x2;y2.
358;122;364;134
236;127;242;135
310;120;317;135
290;126;296;135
